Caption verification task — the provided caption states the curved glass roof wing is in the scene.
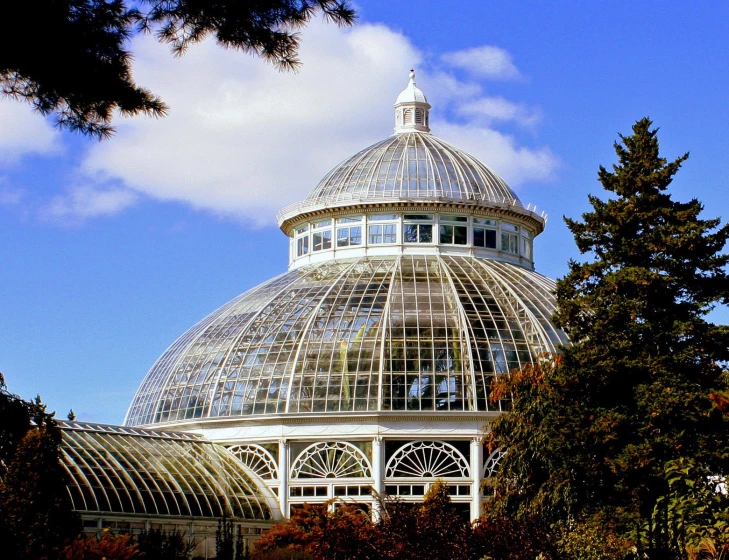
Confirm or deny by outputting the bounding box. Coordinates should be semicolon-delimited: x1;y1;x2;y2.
59;421;274;520
125;256;567;426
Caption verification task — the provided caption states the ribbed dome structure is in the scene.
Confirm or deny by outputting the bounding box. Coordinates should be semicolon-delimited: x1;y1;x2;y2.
125;255;566;426
276;133;522;226
313;133;517;206
125;72;564;521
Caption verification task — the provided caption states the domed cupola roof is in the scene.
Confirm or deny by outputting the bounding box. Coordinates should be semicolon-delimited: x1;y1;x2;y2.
277;72;542;232
395;70;428;105
294;133;519;210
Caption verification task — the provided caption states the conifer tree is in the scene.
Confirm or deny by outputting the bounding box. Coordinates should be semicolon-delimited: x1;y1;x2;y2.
0;374;79;559
485;119;729;554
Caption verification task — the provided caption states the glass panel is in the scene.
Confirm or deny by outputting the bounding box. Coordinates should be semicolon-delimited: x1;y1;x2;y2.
501;223;518;232
313;220;332;229
440;225;467;245
403;224;419;243
297;236;309;256
473;218;497;226
441;215;468;223
369;225;383;244
501;232;519;254
383;224;397;243
337;216;362;223
295;225;309;234
419;224;433;243
474;228;497;249
521;237;532;259
337;226;362;247
312;231;332;251
439;224;452;244
403;214;433;221
404;224;432;243
369;214;398;221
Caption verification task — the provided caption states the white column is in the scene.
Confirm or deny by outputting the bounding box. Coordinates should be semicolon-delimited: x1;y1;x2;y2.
279;439;289;518
470;437;483;522
372;436;384;520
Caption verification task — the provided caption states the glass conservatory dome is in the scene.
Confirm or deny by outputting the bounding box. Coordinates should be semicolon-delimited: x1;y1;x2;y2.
126;255;566;425
125;71;566;429
124;72;567;521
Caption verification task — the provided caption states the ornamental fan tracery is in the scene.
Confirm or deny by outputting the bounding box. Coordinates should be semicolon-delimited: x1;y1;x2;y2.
386;441;470;478
227;444;278;480
483;448;506;478
290;442;371;479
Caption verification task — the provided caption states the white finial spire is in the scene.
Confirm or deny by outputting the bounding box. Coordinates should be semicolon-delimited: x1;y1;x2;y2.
394;69;431;134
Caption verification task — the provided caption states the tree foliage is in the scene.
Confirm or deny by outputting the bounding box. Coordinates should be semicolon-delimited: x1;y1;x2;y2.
485;118;729;558
136;527;195;560
253;483;476;560
0;0;355;138
0;373;79;560
60;530;138;560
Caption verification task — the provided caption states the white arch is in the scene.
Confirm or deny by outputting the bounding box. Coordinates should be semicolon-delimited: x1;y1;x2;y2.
483;448;506;478
385;441;470;478
290;441;372;479
228;444;279;480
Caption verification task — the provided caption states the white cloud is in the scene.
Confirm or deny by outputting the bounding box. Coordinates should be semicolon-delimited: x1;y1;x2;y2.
434;121;558;187
73;22;555;224
440;45;521;80
41;182;138;223
0;187;23;205
0;100;61;165
456;97;542;128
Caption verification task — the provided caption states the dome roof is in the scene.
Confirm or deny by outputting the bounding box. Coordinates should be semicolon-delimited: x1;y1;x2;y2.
277;133;522;225
125;255;567;427
395;70;428;105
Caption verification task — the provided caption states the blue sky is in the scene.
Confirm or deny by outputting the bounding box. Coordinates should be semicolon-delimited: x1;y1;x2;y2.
2;1;729;423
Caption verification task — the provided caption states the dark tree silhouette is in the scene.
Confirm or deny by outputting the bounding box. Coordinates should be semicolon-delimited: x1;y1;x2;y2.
0;374;79;560
0;1;355;139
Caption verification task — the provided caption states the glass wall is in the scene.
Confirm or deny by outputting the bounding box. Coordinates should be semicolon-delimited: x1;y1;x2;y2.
289;212;534;262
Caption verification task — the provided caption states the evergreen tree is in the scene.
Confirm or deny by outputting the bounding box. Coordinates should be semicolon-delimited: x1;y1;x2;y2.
217;513;235;560
135;527;195;559
0;374;79;559
1;1;355;139
485;119;729;556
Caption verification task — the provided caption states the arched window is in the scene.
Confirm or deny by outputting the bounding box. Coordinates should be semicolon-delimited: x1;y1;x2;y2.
385;441;470;478
483;448;506;478
403;108;413;124
227;444;279;480
291;442;372;479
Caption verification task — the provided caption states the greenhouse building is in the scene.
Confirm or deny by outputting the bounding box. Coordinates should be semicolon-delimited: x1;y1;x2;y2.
59;72;568;553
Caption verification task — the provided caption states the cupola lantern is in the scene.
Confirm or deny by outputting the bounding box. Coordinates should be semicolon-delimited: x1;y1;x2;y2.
394;70;431;133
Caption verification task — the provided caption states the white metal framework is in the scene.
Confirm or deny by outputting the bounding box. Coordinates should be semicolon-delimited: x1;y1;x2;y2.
121;72;568;522
228;444;279;480
484;448;507;478
59;422;274;520
385;441;470;479
291;442;372;479
125;256;566;426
